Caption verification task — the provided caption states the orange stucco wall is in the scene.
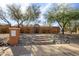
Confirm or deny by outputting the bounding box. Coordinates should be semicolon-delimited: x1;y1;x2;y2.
21;26;60;34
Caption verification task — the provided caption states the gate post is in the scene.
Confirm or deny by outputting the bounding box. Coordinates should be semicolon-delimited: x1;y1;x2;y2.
8;27;20;45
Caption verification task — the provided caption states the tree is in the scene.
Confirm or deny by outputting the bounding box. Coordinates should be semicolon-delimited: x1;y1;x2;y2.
24;4;40;25
7;4;27;27
0;7;11;26
7;4;40;27
45;3;73;34
67;9;79;34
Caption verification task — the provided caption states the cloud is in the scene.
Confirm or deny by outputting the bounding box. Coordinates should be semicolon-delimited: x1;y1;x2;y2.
0;0;30;8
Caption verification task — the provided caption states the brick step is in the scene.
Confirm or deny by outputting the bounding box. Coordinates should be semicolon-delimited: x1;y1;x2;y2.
33;37;51;39
32;36;52;37
32;40;53;42
32;36;52;38
32;39;51;41
32;37;52;39
32;38;52;41
32;41;54;45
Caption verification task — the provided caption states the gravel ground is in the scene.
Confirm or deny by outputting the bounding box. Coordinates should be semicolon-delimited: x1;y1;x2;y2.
0;34;79;56
0;44;79;56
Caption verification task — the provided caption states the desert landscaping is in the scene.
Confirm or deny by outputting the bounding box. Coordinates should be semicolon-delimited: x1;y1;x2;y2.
0;34;79;56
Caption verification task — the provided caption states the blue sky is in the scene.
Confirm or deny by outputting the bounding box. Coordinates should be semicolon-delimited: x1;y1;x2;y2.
69;3;79;9
0;2;79;26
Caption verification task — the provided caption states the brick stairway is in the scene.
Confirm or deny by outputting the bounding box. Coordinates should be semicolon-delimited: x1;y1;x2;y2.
31;35;54;45
19;34;71;45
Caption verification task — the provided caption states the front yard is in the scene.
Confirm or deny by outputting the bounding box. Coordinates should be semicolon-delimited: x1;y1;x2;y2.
0;34;79;56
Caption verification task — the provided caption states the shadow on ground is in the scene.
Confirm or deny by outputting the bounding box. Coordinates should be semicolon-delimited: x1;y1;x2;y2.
10;46;31;56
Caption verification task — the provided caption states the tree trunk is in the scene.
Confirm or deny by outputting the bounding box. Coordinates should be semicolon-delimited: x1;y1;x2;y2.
70;29;72;34
62;28;64;34
17;22;20;28
9;24;11;27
